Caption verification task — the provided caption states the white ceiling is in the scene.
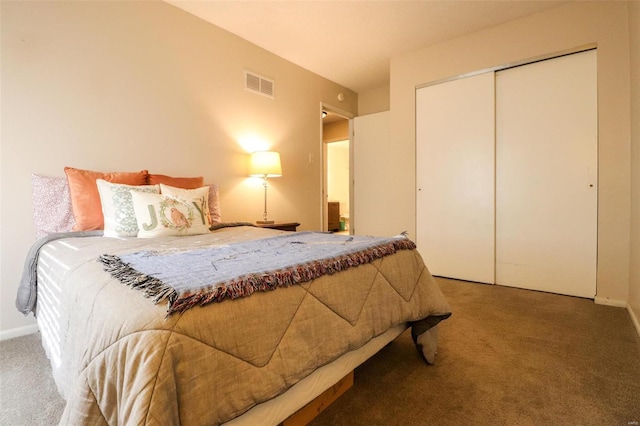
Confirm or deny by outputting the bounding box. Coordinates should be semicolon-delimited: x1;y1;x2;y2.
166;0;567;93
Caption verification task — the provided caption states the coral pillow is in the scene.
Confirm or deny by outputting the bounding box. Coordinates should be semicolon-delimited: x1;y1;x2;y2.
65;167;149;231
147;174;204;189
206;183;222;224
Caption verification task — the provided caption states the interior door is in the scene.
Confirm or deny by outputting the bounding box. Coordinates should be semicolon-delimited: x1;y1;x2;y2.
495;50;598;298
416;72;496;284
353;111;393;237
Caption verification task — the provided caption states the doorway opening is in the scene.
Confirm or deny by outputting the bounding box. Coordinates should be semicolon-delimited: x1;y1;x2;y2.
321;107;352;234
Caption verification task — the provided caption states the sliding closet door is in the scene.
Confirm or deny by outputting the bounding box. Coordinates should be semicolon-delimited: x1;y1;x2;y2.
416;73;495;284
495;50;597;298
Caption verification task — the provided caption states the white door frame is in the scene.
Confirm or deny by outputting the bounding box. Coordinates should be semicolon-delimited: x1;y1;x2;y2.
320;103;354;232
414;48;598;298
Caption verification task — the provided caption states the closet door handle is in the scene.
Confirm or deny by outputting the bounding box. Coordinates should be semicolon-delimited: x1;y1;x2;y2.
587;167;596;189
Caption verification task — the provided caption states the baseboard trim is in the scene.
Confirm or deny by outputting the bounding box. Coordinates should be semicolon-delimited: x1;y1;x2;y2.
0;324;39;341
594;296;627;308
628;304;640;338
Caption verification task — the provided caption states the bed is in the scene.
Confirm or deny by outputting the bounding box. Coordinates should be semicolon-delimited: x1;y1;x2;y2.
18;169;452;425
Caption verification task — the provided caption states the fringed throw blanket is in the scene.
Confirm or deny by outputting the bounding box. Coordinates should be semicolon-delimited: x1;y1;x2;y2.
99;232;416;315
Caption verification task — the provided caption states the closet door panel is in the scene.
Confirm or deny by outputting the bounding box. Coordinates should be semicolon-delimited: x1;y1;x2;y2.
416;73;495;284
495;50;597;298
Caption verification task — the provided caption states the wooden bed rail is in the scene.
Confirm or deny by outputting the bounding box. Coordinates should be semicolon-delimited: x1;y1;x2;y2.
281;371;354;426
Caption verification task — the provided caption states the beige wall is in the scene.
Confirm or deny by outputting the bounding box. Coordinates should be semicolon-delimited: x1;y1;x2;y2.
629;0;640;330
390;1;631;303
0;1;356;335
323;120;349;143
358;85;390;115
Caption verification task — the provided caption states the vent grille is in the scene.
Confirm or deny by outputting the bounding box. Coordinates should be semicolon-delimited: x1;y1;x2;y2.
244;71;274;99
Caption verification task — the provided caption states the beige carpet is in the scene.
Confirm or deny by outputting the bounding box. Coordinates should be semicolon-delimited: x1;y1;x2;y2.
0;331;65;425
1;278;639;425
311;278;640;425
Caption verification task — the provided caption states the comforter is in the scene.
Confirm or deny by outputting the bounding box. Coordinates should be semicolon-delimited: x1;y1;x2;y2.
17;226;451;425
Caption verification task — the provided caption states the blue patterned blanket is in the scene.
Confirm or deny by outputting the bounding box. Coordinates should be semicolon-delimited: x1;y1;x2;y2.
99;232;416;315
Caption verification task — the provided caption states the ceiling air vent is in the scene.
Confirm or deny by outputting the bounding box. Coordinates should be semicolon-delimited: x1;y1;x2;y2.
244;71;274;99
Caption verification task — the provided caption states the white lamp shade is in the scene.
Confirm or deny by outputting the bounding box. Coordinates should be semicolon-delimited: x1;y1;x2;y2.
249;151;282;177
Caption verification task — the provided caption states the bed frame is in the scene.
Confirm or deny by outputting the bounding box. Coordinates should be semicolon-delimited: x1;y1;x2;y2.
226;324;407;425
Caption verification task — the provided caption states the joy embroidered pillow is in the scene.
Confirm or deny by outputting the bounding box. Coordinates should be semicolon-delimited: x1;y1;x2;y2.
96;180;160;238
159;184;212;225
131;192;211;238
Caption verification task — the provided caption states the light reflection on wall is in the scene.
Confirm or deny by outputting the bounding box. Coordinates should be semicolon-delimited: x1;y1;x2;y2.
237;132;271;154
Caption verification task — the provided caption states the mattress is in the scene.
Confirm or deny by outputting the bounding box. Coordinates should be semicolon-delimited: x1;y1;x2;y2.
22;226;451;425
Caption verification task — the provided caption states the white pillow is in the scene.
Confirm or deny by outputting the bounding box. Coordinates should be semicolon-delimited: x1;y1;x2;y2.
96;180;160;238
160;184;212;225
131;191;211;238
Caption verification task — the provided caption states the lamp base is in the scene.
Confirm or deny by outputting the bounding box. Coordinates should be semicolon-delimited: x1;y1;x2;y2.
257;220;275;224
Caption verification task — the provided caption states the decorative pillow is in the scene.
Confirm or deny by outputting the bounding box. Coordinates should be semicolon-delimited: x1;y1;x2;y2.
160;184;212;225
160;183;221;224
65;167;149;231
147;174;204;189
96;180;160;238
206;183;222;224
131;192;211;238
31;174;75;239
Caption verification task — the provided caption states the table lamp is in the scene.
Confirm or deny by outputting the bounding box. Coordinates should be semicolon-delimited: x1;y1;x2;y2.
249;151;282;224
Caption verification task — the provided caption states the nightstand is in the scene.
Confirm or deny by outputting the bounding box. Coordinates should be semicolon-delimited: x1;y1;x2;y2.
255;222;300;232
